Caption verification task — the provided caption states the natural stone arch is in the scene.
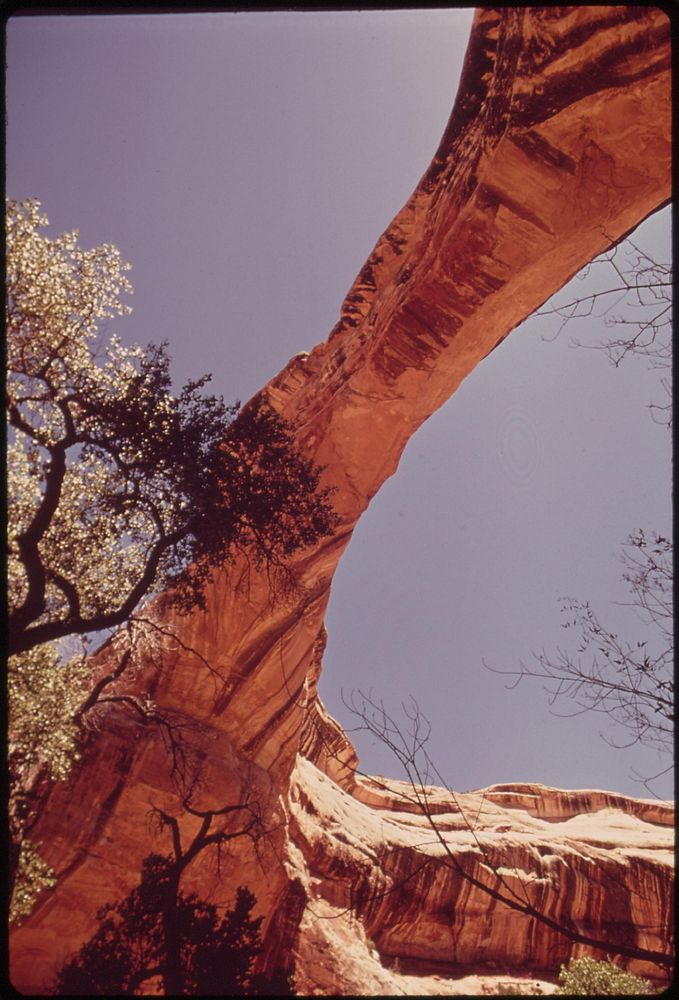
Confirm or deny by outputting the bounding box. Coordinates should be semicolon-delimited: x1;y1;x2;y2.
11;7;672;993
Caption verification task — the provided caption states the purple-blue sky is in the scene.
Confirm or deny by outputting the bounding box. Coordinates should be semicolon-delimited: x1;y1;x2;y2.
7;10;672;799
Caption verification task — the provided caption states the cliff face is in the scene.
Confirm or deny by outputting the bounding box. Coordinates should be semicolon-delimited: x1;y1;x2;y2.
10;6;673;995
287;761;673;995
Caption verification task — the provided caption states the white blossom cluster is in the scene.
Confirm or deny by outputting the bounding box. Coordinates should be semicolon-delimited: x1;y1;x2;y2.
6;198;167;630
9;839;57;926
6;199;163;923
8;642;90;782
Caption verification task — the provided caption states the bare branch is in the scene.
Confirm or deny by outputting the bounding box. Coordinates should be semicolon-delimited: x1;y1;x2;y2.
537;238;672;428
342;690;673;971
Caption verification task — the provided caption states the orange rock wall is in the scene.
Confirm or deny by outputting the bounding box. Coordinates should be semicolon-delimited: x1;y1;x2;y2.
288;761;673;995
10;6;672;994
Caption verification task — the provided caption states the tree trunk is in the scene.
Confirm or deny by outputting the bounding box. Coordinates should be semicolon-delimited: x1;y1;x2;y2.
162;869;184;996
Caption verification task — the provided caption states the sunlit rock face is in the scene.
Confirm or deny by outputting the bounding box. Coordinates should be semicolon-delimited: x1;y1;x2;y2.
10;6;672;995
287;761;673;996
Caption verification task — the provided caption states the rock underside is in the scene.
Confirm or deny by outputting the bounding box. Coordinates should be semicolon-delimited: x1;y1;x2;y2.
10;6;673;995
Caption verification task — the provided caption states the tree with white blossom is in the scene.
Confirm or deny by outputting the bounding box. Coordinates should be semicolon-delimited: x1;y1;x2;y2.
6;197;338;916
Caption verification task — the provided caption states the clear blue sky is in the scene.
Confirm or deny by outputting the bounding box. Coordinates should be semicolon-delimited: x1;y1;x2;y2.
7;9;672;799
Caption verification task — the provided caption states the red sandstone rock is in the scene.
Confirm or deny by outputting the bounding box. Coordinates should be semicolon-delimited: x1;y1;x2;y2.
10;6;672;994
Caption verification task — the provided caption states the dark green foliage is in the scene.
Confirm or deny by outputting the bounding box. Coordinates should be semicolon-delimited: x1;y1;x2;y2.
168;391;340;615
10;332;339;656
53;854;294;996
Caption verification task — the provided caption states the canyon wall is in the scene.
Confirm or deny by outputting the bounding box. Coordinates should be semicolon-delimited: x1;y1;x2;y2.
287;761;673;995
10;6;673;994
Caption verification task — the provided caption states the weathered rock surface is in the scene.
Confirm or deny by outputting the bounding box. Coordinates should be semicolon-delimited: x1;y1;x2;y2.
287;760;673;995
10;6;673;994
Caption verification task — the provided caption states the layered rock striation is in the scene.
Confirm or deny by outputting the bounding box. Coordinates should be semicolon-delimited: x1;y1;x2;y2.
287;760;673;995
10;6;673;994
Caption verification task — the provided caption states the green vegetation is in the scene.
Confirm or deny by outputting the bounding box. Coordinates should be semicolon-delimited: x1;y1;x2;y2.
6;196;338;920
7;197;338;661
9;840;57;926
555;957;653;995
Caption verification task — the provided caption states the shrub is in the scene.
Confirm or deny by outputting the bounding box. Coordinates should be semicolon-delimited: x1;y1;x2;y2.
555;957;653;995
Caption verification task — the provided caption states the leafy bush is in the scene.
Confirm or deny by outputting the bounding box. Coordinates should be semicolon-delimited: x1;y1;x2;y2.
555;957;652;995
